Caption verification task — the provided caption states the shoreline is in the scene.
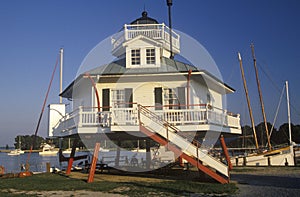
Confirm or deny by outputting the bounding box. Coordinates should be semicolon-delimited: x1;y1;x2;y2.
0;149;41;153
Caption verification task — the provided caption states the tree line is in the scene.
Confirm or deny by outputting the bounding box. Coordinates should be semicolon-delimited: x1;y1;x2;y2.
14;135;49;150
13;135;157;150
13;122;299;150
227;122;300;148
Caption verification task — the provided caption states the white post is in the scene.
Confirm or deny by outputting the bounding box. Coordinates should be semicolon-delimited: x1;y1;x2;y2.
59;48;64;104
206;104;209;123
286;81;292;145
78;106;83;127
162;23;165;40
124;24;128;40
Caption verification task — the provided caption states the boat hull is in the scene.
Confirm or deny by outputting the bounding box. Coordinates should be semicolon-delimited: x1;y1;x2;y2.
231;146;295;166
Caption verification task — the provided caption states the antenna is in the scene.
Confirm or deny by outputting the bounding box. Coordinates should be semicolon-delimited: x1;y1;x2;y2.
59;48;64;104
166;0;174;59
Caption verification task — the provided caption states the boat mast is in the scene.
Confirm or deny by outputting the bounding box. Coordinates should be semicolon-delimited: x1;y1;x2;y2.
59;48;64;104
238;52;259;149
286;81;292;145
251;43;272;150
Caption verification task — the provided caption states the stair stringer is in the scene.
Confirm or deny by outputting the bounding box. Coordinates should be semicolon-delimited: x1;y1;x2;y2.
139;111;229;176
140;125;229;184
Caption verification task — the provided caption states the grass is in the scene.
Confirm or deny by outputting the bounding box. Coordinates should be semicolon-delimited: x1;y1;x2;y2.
0;171;237;196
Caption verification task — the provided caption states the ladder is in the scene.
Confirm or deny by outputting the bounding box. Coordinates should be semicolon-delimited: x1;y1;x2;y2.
138;104;230;183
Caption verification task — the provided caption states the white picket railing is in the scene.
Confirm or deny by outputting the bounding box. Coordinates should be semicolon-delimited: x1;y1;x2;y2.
52;107;111;134
111;23;180;51
111;108;139;125
52;104;240;134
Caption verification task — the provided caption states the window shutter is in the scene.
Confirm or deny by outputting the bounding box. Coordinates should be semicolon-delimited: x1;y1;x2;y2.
125;88;133;108
154;87;163;110
177;87;186;109
102;89;110;111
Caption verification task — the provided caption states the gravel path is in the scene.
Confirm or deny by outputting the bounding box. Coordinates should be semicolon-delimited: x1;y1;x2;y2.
230;167;300;197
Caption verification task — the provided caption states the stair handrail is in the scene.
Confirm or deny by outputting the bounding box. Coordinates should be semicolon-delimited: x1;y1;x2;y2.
138;104;230;181
138;104;220;156
138;104;201;146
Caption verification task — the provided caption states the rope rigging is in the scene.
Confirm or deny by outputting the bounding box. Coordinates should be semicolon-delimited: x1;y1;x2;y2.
256;60;300;119
269;84;285;138
25;53;60;171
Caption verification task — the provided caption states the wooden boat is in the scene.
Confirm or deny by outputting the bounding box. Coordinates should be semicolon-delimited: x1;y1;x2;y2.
234;46;295;166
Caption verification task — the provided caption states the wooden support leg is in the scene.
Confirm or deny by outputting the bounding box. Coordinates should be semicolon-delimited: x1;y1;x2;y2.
66;138;78;175
178;155;184;167
115;141;121;168
220;135;232;170
146;139;151;170
87;142;100;183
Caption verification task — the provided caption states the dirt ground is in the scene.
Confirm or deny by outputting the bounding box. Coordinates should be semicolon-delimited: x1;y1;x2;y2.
64;167;300;197
3;189;126;197
230;167;300;197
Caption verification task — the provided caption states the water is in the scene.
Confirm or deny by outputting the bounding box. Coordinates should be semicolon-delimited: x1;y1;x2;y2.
0;152;60;173
0;150;148;173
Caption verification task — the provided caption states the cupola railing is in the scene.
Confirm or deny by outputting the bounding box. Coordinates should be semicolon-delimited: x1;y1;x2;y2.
111;23;180;53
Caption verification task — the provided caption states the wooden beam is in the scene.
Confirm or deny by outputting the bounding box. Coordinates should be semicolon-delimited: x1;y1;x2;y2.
87;142;100;183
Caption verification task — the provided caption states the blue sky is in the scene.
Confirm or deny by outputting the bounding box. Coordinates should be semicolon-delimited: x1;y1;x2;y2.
0;0;299;146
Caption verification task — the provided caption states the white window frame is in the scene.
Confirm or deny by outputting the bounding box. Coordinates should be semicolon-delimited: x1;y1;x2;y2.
112;89;125;108
146;48;155;64
163;88;179;109
131;49;141;65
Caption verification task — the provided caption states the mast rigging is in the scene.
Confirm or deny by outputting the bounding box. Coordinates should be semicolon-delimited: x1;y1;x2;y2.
251;43;272;150
238;52;259;150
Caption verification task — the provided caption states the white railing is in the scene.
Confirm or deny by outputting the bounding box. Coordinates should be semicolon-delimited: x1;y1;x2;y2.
155;105;240;129
111;23;180;52
226;112;241;128
52;106;111;134
111;108;138;125
155;109;207;124
52;104;240;134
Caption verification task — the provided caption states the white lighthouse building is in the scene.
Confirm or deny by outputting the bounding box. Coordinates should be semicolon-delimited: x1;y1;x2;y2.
48;11;241;183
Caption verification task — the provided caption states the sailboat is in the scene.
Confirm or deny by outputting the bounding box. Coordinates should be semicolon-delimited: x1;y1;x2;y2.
232;46;295;166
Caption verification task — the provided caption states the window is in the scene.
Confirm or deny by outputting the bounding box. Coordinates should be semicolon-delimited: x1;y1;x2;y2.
146;48;155;64
164;88;178;109
131;49;140;65
112;89;125;108
112;88;133;108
